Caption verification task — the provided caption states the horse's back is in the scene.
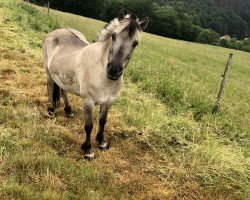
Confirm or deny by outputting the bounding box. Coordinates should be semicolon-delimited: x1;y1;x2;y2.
42;28;89;57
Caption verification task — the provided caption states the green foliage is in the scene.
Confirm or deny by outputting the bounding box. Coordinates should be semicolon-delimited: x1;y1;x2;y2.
215;0;250;32
104;0;154;21
149;5;179;38
197;29;220;45
219;38;230;48
228;38;243;50
165;0;249;39
243;38;250;45
241;45;250;52
241;38;250;52
219;38;250;52
29;0;106;20
143;5;201;41
28;0;250;49
12;2;59;33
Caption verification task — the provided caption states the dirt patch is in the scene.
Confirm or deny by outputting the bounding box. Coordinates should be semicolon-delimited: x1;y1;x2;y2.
0;68;16;75
0;89;10;98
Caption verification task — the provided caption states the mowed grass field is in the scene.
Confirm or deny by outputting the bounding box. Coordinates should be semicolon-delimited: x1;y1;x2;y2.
0;0;250;199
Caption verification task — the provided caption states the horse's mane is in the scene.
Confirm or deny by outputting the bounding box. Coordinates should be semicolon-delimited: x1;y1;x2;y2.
95;14;140;42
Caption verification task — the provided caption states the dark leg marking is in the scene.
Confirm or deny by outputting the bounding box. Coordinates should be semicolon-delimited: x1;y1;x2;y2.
81;124;94;160
82;102;94;160
64;106;73;118
48;106;55;117
96;104;111;151
62;90;74;118
96;118;106;143
46;71;56;117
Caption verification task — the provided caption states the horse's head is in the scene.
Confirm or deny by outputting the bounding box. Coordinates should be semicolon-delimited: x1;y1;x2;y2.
107;13;149;80
96;12;149;80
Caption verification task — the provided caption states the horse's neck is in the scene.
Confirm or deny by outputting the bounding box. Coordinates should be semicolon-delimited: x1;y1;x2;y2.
89;39;111;66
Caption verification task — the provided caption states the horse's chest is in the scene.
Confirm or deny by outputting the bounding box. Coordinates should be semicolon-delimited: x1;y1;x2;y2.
94;87;117;105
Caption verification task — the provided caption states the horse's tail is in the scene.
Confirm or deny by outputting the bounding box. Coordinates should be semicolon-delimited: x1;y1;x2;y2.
53;82;60;108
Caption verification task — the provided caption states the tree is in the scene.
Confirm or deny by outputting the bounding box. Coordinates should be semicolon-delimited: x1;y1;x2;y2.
228;38;243;50
148;5;180;38
197;29;220;45
104;0;154;21
219;39;229;48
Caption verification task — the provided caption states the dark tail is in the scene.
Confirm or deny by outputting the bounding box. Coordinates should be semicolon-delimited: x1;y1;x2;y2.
53;82;60;108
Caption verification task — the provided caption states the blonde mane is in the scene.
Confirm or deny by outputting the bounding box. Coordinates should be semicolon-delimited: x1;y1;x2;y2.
95;15;140;42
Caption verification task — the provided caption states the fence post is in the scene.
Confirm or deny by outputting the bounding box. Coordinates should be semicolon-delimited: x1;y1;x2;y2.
213;53;233;112
47;2;50;15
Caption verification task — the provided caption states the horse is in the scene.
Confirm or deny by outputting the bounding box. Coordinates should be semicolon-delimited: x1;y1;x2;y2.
42;11;149;160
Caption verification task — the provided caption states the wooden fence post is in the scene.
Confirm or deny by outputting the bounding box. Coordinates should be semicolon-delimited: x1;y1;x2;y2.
47;2;50;15
213;53;233;112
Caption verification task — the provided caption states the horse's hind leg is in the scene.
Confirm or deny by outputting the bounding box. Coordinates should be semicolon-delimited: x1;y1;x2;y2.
61;90;74;118
96;104;112;151
46;70;61;117
46;73;56;117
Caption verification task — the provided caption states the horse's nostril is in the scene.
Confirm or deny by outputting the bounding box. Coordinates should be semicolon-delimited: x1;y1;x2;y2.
117;66;123;74
107;63;112;70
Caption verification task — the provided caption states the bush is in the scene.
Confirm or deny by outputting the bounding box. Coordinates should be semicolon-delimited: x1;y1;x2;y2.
243;38;250;46
191;25;203;41
228;38;243;50
241;45;250;52
218;39;230;48
196;29;220;45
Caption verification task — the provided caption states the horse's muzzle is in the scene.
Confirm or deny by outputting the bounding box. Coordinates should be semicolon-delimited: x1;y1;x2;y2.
107;63;123;80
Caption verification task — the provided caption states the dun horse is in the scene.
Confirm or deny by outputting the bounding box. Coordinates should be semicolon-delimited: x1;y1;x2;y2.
42;12;149;160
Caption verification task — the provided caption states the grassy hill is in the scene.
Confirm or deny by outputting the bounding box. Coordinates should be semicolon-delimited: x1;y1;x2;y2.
0;0;250;199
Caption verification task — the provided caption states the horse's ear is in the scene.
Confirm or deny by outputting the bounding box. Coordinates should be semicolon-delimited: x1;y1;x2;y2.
117;9;125;21
139;17;149;31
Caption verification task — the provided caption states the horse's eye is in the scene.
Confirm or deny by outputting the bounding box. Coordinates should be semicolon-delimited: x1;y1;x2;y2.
133;41;138;47
112;33;116;41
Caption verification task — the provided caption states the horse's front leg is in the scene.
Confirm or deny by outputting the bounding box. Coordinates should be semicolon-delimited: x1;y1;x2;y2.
96;103;112;151
81;101;94;160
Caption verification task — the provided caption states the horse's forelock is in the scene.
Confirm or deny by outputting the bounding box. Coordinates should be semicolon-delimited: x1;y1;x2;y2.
123;19;140;38
96;14;140;42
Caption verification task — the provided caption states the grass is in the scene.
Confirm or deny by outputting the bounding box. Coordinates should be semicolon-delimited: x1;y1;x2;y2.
0;0;250;199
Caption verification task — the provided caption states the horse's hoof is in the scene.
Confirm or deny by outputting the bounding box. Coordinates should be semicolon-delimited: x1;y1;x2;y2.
98;141;109;151
64;106;73;118
66;113;74;118
83;152;95;160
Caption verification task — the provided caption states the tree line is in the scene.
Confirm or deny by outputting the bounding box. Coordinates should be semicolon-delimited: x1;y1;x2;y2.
28;0;250;52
